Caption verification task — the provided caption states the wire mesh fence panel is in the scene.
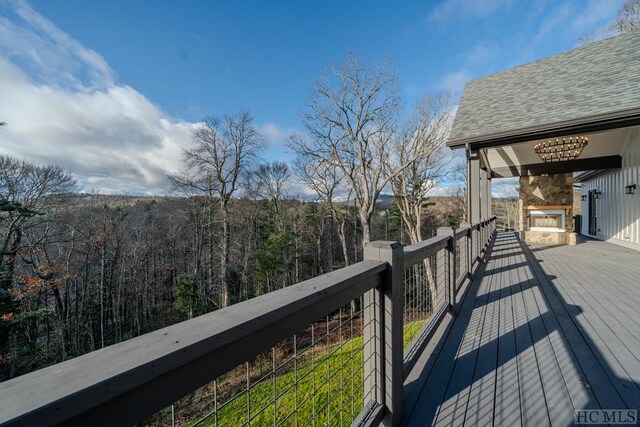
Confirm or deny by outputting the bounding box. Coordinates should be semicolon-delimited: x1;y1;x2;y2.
473;227;480;263
454;233;468;296
402;251;445;353
141;294;379;427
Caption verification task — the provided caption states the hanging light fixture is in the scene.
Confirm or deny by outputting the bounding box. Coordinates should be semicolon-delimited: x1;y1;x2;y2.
534;136;588;162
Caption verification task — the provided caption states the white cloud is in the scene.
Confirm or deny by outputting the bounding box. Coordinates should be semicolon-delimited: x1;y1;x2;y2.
492;177;519;197
440;70;471;94
465;43;497;65
570;0;624;34
534;2;575;41
437;42;497;94
428;0;511;23
1;0;114;88
534;0;624;43
427;186;459;197
0;0;197;194
260;122;296;148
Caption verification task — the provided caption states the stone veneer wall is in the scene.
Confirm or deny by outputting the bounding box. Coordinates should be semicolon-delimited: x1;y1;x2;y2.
519;173;574;245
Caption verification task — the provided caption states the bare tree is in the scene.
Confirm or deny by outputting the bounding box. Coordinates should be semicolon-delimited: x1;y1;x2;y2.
255;161;290;221
494;185;519;230
612;0;640;33
291;137;352;267
392;94;453;244
170;111;264;308
449;159;468;224
295;53;423;246
579;0;640;45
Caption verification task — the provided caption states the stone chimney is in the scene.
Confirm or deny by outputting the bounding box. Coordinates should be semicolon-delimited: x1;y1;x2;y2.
519;173;576;245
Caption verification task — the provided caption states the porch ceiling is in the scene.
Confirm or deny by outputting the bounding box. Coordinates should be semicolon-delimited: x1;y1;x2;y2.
485;127;630;178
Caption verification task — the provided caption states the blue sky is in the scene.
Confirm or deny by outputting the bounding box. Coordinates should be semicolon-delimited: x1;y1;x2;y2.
0;0;625;194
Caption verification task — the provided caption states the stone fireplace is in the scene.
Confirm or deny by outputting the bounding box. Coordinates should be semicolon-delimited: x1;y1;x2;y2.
527;209;565;232
519;173;576;245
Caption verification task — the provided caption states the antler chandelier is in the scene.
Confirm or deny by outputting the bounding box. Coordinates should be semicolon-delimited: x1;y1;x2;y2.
534;136;588;162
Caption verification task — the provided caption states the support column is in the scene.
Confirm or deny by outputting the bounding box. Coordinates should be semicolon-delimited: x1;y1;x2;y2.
468;155;481;224
486;177;492;218
480;168;488;220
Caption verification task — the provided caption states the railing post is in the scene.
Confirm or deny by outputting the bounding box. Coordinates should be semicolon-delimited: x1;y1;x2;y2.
480;220;487;262
364;241;404;426
480;221;485;258
476;224;480;263
363;276;382;407
460;223;472;280
437;228;456;314
472;223;478;265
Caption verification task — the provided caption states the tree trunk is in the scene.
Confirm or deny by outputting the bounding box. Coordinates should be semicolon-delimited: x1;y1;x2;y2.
221;199;230;308
338;221;350;267
207;198;214;307
100;213;106;349
360;207;372;247
315;235;323;275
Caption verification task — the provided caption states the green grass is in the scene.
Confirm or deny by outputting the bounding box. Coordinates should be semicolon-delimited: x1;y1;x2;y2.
403;319;426;349
193;336;365;427
164;320;428;427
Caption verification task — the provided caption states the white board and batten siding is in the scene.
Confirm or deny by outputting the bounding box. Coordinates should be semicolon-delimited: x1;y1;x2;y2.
581;127;640;250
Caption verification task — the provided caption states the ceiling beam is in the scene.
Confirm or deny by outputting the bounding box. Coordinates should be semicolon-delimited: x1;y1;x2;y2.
491;155;622;178
479;148;491;174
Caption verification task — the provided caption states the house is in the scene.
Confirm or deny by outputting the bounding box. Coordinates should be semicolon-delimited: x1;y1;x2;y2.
449;30;640;248
575;134;640;249
1;32;639;427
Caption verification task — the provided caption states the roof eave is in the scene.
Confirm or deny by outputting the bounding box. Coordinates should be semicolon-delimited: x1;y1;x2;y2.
574;169;615;183
447;107;640;150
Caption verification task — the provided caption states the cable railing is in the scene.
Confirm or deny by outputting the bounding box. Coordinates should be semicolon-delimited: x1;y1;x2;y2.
0;217;497;427
167;299;375;427
401;252;442;353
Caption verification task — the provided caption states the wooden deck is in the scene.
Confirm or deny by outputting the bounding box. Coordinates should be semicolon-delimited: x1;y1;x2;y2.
403;231;640;426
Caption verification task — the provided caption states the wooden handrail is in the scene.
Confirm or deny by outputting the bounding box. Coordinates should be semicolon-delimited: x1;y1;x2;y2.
0;261;387;427
403;235;449;267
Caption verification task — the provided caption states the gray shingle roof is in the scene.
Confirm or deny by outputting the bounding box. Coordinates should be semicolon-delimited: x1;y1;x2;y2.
448;31;640;147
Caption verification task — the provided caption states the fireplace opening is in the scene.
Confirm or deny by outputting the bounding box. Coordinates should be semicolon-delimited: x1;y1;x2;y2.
527;209;566;232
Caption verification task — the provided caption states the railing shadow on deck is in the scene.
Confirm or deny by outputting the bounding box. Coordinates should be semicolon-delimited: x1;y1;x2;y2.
401;231;640;426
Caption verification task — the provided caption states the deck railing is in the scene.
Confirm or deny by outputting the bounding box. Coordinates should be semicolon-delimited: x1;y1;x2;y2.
0;217;496;427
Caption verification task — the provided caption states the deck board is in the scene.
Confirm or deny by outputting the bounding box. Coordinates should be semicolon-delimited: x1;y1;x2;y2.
522;243;629;412
514;246;570;426
434;246;498;426
463;239;502;427
403;244;496;425
494;242;522;427
402;232;640;426
508;240;551;427
535;245;640;411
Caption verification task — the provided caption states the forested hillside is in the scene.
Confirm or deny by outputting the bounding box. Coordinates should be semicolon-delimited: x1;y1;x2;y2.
0;162;464;381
